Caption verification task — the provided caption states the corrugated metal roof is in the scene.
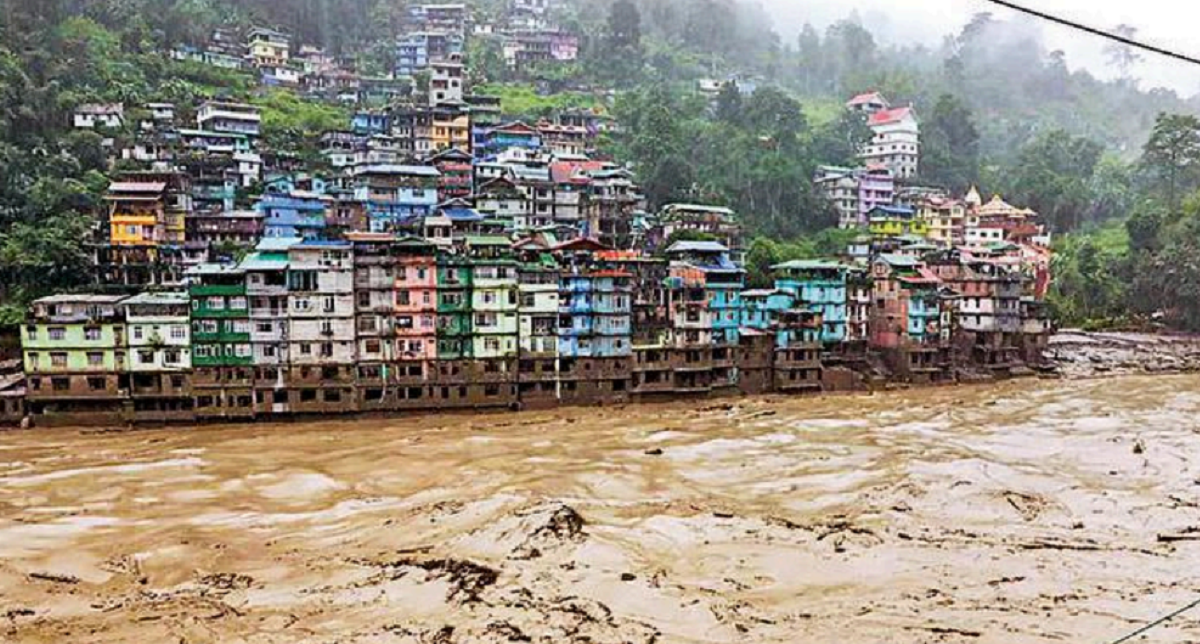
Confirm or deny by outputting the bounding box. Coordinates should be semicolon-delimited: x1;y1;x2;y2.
666;241;729;254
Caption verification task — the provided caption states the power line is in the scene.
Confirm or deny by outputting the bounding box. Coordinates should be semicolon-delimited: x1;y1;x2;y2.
1107;595;1200;644
981;0;1200;67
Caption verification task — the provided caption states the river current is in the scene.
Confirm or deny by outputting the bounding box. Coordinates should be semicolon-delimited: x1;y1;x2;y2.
2;375;1200;642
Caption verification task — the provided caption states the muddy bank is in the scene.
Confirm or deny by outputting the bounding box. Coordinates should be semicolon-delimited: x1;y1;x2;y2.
3;376;1200;642
1049;330;1200;378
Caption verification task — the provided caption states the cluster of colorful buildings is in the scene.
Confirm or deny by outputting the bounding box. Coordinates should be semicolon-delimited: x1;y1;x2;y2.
13;222;1053;426
12;34;1058;428
165;2;578;103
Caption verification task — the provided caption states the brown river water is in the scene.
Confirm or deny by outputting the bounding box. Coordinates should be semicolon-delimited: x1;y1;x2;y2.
3;375;1200;643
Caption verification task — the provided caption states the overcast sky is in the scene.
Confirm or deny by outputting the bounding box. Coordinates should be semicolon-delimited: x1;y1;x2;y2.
759;0;1200;95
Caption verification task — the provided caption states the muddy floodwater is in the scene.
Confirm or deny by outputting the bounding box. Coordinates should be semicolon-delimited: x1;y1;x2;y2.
4;376;1200;643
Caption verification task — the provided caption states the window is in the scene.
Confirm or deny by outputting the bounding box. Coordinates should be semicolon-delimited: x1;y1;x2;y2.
257;321;273;333
407;340;423;353
300;343;312;355
231;320;250;334
320;343;333;358
133;326;144;340
84;327;102;341
230;297;247;310
397;291;411;306
263;346;277;358
207;297;225;310
235;344;252;358
87;352;104;366
365;339;381;354
87;377;105;391
138;350;154;364
171;325;186;340
165;350;181;364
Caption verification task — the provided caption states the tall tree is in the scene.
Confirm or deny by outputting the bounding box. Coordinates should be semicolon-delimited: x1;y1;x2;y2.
919;94;980;192
1141;113;1200;212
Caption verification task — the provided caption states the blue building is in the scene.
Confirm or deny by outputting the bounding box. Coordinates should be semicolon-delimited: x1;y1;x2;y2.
476;122;542;160
395;32;462;77
773;259;849;345
351;111;391;136
259;190;330;239
664;241;745;347
352;164;441;232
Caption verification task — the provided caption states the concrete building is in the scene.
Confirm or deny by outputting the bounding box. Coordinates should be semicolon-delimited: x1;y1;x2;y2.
286;241;357;413
22;295;128;426
122;292;193;423
189;264;254;419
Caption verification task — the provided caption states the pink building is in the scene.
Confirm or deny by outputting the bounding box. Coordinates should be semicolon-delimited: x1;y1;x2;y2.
394;241;439;363
857;166;895;224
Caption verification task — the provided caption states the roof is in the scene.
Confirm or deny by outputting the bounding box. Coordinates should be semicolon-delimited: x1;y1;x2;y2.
869;205;917;218
187;263;245;276
33;294;126;305
238;253;289;271
876;253;922;268
466;235;513;247
121;292;189;306
666;241;729;254
107;181;166;194
76;103;123;115
443;207;484;221
255;236;305;252
662;203;736;216
553;237;611;252
868;106;915;127
772;259;845;271
847;91;886;106
898;268;942;285
354;164;441;177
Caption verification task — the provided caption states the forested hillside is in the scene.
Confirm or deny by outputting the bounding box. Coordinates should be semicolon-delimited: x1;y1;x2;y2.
2;0;1200;328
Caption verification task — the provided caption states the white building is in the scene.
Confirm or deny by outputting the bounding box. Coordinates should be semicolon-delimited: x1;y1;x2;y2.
862;106;920;179
73;103;124;129
846;92;919;179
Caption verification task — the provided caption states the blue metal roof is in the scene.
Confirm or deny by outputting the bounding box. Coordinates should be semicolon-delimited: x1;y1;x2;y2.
665;240;729;254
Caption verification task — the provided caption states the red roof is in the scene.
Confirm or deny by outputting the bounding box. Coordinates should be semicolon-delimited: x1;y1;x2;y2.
868;106;914;126
552;237;610;252
589;269;632;278
847;91;884;106
549;160;606;184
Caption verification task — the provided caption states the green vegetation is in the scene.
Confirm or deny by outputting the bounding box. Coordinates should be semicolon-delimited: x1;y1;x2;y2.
475;83;606;120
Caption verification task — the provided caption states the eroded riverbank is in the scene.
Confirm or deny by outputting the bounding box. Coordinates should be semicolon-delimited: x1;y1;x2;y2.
3;375;1200;643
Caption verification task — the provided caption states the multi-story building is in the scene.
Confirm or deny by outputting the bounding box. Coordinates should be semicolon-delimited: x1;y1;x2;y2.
286;240;357;413
815;165;895;229
99;174;191;288
659;204;743;259
432;104;472;152
663;241;744;393
515;254;560;407
122;292;193;423
188;264;254;419
773;260;849;346
864;106;920;179
395;31;463;77
428;147;474;201
259;190;330;239
242;238;296;415
22;295;128;426
393;237;440;406
247;27;290;68
588;167;643;248
430;55;466;106
476;121;542;160
919;196;967;246
353;164;441;232
868;205;928;239
197;101;262;139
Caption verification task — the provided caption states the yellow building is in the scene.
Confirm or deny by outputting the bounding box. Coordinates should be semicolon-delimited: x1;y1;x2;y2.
918;197;966;246
247;28;290;68
106;181;167;246
432;109;471;153
868;206;929;238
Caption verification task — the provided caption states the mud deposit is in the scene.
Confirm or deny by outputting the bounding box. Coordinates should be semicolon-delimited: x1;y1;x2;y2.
5;376;1200;643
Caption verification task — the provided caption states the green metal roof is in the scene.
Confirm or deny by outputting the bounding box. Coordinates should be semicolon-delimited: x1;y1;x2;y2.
771;259;845;271
465;235;513;247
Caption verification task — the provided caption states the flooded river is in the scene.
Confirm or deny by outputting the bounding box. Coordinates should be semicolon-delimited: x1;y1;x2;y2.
4;375;1200;643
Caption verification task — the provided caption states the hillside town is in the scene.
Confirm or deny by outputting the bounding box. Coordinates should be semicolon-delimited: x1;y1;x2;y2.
2;6;1056;427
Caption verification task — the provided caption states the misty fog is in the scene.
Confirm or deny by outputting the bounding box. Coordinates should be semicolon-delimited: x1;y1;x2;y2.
754;0;1200;95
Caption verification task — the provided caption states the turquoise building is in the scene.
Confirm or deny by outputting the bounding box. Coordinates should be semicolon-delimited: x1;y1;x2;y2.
772;260;849;345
